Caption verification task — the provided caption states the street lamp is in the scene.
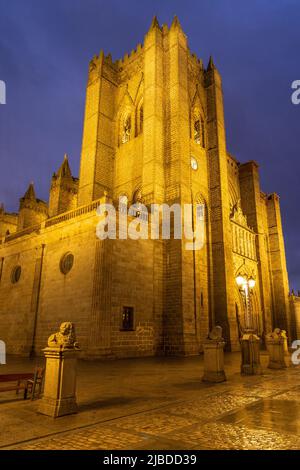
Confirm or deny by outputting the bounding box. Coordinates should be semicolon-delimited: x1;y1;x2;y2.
235;274;256;331
235;273;261;375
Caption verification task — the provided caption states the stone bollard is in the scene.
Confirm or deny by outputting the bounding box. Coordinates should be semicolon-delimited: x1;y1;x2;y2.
266;328;287;369
241;332;262;375
202;326;226;383
38;322;80;418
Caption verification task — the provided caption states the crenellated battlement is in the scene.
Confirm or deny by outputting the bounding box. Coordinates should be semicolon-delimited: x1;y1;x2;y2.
88;42;146;73
115;42;144;68
91;17;208;75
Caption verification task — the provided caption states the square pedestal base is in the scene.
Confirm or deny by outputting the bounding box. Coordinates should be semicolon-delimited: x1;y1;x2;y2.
268;360;287;370
38;396;78;418
241;333;262;376
202;340;226;383
202;370;226;383
241;364;262;375
267;342;287;370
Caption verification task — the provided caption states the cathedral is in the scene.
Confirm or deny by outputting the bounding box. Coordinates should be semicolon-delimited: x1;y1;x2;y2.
0;17;297;358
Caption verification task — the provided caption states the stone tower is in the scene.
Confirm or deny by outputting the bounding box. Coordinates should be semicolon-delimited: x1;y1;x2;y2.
17;183;48;230
76;16;291;351
76;17;225;351
49;154;78;217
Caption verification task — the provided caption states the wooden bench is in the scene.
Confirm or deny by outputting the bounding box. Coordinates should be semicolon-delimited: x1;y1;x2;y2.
0;373;34;398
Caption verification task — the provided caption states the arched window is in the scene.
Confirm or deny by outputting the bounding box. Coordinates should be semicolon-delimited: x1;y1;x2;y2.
136;102;143;136
121;115;131;144
132;188;142;205
130;188;143;218
119;194;128;204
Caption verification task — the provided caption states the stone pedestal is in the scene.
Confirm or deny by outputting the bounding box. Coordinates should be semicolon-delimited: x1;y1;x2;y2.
202;326;226;383
266;335;287;369
202;341;226;383
38;347;79;418
241;332;262;375
281;330;289;355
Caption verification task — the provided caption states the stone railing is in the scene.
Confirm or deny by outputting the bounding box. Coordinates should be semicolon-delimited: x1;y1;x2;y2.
4;224;41;242
1;199;103;244
45;199;102;228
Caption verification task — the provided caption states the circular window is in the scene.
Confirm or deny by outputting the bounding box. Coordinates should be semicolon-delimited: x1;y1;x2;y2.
191;156;198;171
11;265;21;284
60;252;74;275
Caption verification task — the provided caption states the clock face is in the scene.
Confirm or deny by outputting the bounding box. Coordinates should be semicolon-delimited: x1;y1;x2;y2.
191;157;198;170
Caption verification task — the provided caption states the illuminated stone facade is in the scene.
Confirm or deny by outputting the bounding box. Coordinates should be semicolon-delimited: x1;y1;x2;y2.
0;17;295;357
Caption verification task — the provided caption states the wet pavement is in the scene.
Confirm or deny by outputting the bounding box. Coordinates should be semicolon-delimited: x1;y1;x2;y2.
1;352;300;450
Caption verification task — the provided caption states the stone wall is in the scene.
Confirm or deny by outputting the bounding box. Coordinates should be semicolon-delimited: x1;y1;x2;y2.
0;205;162;358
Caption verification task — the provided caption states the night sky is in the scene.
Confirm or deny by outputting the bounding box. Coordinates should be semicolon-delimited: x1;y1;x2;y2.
0;0;299;289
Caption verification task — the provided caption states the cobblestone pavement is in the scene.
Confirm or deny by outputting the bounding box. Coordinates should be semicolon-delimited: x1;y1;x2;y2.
1;353;300;450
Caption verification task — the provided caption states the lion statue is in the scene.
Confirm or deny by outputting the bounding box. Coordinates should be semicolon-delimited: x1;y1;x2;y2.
208;325;223;341
47;322;79;349
266;328;283;340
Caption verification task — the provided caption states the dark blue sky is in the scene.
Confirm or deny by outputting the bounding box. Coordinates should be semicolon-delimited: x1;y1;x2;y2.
0;0;299;289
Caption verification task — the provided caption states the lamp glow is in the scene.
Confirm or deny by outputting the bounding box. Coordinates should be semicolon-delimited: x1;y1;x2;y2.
248;277;256;289
236;275;245;286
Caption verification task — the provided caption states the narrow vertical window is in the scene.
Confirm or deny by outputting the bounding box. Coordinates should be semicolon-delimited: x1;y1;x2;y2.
194;120;201;144
122;115;131;144
139;105;143;133
201;117;205;147
11;265;21;284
